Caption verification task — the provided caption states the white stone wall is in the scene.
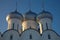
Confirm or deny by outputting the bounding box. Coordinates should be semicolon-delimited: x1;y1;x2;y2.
38;18;52;32
21;29;42;40
1;29;60;40
2;30;20;40
42;30;60;40
7;19;22;33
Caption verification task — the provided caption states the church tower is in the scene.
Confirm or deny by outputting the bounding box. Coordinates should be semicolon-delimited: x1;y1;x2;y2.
22;10;38;31
37;0;53;34
37;10;53;34
6;10;23;33
22;0;38;31
6;0;23;33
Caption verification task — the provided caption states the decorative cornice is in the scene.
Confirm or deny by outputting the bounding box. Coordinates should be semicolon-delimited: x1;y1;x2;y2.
42;29;60;37
2;29;20;37
1;28;60;37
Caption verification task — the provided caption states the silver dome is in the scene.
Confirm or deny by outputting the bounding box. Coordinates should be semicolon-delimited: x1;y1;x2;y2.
37;10;53;20
6;10;23;21
24;10;37;21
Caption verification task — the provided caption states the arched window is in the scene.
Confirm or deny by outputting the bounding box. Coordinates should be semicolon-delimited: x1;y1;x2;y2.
46;22;48;30
38;28;40;33
48;34;51;39
12;23;14;29
10;35;13;40
17;24;19;31
29;34;32;39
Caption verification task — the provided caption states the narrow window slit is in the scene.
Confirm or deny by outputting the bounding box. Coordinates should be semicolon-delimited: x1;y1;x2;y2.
29;34;32;39
48;34;51;39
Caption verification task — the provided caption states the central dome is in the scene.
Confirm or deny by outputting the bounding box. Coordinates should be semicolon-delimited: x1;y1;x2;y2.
24;10;37;21
6;10;23;21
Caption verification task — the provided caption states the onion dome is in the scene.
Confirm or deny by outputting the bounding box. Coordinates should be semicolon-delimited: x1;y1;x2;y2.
6;10;23;21
37;10;53;20
24;10;37;21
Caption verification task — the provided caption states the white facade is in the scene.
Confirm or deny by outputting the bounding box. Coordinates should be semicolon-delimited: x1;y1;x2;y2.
0;29;60;40
42;30;60;40
21;29;42;40
2;30;20;40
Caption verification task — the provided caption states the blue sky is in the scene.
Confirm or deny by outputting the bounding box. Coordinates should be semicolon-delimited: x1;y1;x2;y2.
0;0;60;35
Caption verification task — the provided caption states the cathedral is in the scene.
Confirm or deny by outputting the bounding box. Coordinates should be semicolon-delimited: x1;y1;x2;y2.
0;0;60;40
